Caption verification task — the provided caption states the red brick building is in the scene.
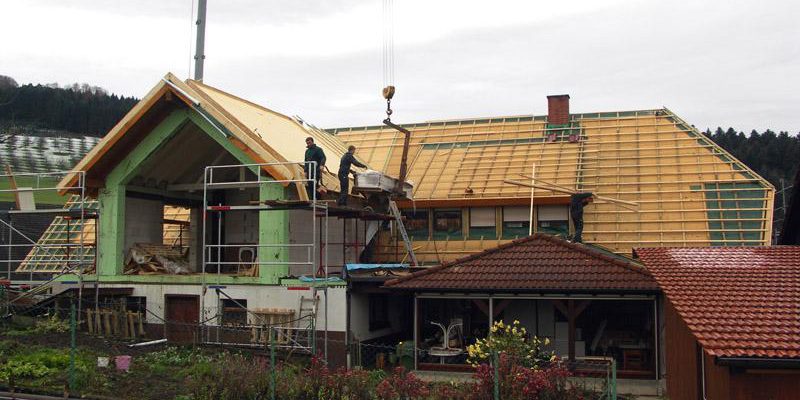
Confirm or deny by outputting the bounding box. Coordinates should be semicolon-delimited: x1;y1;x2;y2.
636;247;800;400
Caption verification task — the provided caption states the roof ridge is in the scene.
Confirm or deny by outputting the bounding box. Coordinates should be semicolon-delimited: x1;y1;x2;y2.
537;235;653;278
186;79;297;124
384;235;540;287
327;108;666;132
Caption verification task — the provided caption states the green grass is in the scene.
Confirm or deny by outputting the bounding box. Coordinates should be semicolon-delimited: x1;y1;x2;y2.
0;176;67;205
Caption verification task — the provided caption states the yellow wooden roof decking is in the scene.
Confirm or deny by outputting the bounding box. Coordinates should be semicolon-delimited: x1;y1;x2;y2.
332;109;774;256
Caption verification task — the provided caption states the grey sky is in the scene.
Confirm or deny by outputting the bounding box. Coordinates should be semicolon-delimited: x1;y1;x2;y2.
1;0;798;132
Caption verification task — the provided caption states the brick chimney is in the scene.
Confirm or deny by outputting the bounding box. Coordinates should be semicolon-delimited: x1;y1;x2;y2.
547;94;570;125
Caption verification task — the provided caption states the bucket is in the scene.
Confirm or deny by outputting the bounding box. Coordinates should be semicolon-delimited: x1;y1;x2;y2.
97;356;109;368
115;355;132;372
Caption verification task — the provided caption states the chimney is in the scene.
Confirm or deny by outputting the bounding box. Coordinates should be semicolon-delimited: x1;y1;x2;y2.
547;94;570;125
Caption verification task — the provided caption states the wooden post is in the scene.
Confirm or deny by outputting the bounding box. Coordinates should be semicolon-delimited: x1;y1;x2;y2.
568;300;576;361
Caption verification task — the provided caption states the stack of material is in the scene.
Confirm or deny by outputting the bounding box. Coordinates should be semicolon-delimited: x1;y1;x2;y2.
250;308;295;344
124;243;190;275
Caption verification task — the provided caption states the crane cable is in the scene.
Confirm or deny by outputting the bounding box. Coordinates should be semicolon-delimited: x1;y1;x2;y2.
382;0;396;121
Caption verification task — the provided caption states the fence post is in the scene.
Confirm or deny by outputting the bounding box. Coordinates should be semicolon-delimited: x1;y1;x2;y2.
270;326;276;400
492;350;499;400
69;299;76;394
610;358;617;400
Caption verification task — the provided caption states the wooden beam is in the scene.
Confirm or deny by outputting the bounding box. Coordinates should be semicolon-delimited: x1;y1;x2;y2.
394;196;570;209
492;299;512;319
472;299;490;318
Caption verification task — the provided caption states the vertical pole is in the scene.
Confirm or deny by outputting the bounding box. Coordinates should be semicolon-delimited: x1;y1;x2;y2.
611;358;617;400
69;299;77;393
528;163;535;236
413;295;418;370
6;225;11;281
270;326;276;400
492;349;500;400
193;0;208;81
200;167;208;343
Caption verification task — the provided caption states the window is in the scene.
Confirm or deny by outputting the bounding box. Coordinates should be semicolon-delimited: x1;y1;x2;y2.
502;206;530;239
126;296;147;313
433;209;462;240
537;205;569;235
221;299;247;327
368;294;390;331
402;209;429;240
469;207;496;239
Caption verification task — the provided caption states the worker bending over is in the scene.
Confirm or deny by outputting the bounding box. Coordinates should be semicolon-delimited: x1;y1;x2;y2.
304;137;326;200
337;145;367;206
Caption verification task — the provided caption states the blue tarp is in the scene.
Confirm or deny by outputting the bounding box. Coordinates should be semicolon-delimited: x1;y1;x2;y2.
345;263;409;271
298;276;345;283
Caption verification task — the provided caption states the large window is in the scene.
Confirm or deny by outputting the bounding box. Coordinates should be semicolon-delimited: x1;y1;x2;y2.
433;209;462;240
402;209;429;240
502;206;530;239
537;205;569;236
469;207;496;239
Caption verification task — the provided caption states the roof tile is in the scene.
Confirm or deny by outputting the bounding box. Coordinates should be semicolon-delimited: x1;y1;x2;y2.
636;247;800;359
385;234;658;291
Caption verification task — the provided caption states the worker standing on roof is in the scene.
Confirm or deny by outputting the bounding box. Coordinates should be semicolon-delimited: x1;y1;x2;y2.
570;192;594;243
304;137;326;200
337;145;367;206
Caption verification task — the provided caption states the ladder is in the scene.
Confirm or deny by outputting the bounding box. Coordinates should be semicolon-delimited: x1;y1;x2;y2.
389;200;418;266
294;295;319;352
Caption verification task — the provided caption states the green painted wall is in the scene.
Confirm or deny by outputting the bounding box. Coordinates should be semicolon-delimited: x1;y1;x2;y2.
95;108;290;284
259;184;289;283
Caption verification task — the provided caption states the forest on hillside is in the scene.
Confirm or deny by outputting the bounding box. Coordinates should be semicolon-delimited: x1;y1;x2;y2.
0;74;137;137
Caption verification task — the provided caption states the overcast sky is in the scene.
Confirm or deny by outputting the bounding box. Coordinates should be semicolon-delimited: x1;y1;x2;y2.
1;0;798;132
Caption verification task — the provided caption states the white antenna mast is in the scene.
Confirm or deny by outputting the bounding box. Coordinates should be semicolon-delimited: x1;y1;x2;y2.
193;0;208;81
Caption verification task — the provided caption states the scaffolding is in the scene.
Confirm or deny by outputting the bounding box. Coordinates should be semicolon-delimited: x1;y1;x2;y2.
0;170;92;319
201;161;331;359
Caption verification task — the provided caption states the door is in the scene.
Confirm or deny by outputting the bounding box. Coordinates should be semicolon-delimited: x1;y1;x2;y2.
165;295;200;343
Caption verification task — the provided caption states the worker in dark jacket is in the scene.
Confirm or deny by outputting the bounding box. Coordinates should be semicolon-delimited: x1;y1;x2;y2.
304;137;326;200
570;192;594;243
337;145;367;206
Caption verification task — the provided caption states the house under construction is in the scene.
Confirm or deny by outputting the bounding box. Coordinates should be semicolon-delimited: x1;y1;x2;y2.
330;95;774;264
8;78;775;379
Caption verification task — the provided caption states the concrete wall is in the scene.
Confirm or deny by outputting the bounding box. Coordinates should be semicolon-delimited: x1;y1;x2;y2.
223;189;259;244
349;291;407;342
288;210;366;277
91;282;347;332
124;197;163;253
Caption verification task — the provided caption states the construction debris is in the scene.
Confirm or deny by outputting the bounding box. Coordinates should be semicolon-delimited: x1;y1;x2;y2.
124;243;190;275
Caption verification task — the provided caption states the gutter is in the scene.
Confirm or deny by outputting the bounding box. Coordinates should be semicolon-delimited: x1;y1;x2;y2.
716;357;800;370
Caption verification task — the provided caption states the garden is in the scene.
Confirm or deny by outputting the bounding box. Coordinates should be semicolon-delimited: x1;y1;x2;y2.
0;318;614;399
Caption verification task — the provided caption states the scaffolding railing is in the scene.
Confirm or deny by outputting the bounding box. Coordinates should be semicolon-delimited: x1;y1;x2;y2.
201;161;330;360
0;170;93;324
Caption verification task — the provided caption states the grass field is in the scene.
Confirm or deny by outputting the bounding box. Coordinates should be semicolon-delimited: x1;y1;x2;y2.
0;176;67;206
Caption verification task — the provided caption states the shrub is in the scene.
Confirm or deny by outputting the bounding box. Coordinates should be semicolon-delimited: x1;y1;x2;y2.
466;320;554;368
186;353;267;400
375;367;429;400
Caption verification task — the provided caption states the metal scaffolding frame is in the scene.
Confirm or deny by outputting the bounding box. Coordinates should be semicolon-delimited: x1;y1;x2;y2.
201;161;330;359
0;170;93;319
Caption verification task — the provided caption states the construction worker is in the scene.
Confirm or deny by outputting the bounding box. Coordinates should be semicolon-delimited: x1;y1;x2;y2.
337;145;367;206
570;192;594;243
304;137;326;200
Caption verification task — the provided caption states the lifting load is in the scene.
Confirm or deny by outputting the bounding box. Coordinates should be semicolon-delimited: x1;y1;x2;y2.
353;170;413;199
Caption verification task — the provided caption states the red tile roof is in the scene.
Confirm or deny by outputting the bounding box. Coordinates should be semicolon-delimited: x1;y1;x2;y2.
384;234;658;292
636;247;800;359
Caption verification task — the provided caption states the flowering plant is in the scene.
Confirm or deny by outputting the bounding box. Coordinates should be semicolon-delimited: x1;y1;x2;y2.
466;320;555;368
